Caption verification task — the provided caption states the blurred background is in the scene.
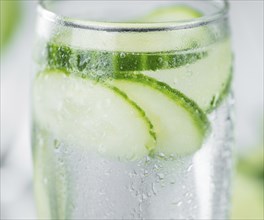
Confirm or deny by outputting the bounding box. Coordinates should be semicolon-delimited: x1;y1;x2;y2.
0;0;263;219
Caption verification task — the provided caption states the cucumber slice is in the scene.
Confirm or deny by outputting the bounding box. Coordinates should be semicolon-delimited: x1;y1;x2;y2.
110;73;210;156
33;70;156;160
237;147;264;181
135;5;202;22
143;38;233;112
46;42;207;72
231;173;264;220
45;39;232;113
0;0;21;51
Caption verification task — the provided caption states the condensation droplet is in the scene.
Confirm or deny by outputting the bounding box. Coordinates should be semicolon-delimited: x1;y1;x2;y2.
157;173;165;180
187;164;193;172
175;201;183;207
142;193;148;200
58;157;64;164
54;140;60;150
187;199;192;204
152;183;157;195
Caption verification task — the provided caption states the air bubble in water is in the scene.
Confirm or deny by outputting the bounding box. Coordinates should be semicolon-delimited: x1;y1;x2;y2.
120;52;126;58
186;69;193;77
173;78;179;85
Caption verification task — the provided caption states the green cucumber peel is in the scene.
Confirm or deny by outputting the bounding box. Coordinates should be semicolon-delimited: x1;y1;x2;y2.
108;86;157;148
112;72;210;137
207;66;233;113
46;42;207;73
0;0;21;51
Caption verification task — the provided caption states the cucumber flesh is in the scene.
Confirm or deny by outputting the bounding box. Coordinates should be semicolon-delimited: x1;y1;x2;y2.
0;0;21;50
110;73;210;156
33;70;156;160
143;39;233;112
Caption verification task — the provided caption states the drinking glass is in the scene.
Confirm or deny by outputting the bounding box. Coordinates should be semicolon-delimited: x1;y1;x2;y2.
32;1;233;219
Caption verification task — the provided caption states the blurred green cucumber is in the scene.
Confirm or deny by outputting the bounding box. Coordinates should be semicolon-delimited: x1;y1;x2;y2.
231;173;264;220
0;0;21;51
237;147;264;181
231;147;264;220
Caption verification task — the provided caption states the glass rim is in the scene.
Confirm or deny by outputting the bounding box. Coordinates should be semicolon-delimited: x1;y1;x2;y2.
38;0;229;32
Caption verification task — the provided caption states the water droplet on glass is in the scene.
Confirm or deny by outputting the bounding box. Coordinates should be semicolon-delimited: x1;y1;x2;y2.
99;189;105;196
147;192;152;197
142;193;148;200
54;139;60;150
187;164;193;172
158;152;165;158
58;157;64;164
63;147;68;154
154;164;160;170
187;199;192;204
175;201;183;207
170;180;175;184
152;183;157;195
145;156;151;163
157;173;165;180
105;169;111;176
